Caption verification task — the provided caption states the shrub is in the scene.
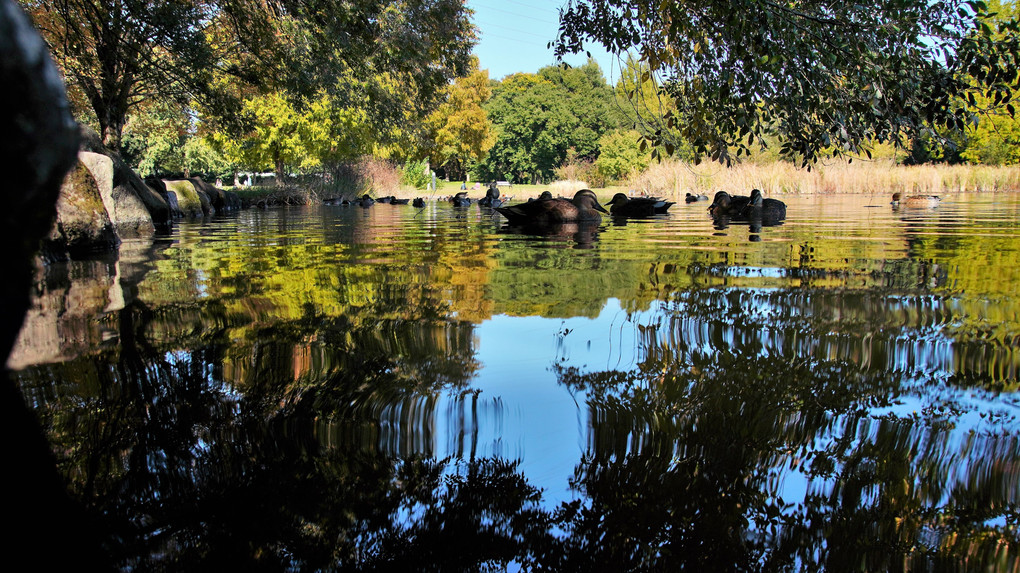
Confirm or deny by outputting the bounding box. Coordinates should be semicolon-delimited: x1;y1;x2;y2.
595;130;650;183
400;158;432;190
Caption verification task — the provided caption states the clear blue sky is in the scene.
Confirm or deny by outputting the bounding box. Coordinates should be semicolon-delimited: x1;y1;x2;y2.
466;0;620;82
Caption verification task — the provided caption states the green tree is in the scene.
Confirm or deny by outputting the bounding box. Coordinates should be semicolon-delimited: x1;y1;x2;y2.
22;0;476;152
961;106;1020;164
20;0;222;149
479;61;618;183
426;58;495;182
960;0;1020;164
121;99;233;178
555;0;1020;166
595;129;650;182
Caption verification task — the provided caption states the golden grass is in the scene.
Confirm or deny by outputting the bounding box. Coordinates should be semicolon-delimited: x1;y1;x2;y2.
627;159;1020;199
548;179;590;195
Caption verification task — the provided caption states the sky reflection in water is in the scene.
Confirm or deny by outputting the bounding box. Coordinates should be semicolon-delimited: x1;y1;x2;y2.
8;192;1020;570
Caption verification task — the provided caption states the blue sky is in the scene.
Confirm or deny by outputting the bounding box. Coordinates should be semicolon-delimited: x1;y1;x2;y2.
466;0;620;82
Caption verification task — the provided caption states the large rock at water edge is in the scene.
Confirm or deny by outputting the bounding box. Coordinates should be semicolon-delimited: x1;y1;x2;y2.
79;125;171;230
40;158;120;260
78;151;155;236
164;179;213;217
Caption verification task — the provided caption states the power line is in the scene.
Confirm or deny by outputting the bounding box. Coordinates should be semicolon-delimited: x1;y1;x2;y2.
474;18;555;41
474;0;561;16
469;2;553;25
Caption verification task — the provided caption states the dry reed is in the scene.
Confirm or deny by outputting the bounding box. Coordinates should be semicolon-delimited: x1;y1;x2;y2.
549;179;590;196
627;159;1020;199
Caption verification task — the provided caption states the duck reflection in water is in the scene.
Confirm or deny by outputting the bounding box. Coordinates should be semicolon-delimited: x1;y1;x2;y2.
604;192;674;218
499;220;601;248
496;189;608;225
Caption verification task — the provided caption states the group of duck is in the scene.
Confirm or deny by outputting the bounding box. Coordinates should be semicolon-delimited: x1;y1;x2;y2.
333;186;940;227
493;188;788;227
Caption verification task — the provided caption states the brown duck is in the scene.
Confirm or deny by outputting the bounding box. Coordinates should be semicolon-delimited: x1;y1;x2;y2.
891;192;940;208
496;189;608;224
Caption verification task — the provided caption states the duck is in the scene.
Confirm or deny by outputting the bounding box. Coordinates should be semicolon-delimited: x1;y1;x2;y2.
496;189;608;225
604;193;674;217
412;197;425;208
685;192;709;203
742;189;786;221
708;190;752;217
528;191;554;202
376;195;394;204
389;197;409;205
450;191;472;207
478;184;505;208
357;194;375;207
891;192;940;208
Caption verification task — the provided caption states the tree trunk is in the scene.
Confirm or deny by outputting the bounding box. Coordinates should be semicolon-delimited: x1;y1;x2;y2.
100;117;124;152
273;151;285;185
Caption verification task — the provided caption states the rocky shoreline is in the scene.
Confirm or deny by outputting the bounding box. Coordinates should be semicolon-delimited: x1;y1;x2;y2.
43;125;242;261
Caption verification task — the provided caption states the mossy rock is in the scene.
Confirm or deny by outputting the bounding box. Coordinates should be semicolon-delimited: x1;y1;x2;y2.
190;178;239;211
78;125;170;230
163;179;209;217
79;151;155;236
41;158;119;259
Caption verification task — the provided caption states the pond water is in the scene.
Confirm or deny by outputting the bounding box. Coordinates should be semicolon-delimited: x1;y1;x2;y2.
9;192;1020;570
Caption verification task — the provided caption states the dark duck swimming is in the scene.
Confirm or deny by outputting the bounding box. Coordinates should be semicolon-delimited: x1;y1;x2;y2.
496;189;608;225
708;190;751;217
604;193;674;217
450;191;472;207
744;189;786;221
478;183;505;207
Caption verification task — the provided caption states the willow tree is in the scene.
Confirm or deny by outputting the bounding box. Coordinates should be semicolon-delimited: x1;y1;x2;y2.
554;0;1020;165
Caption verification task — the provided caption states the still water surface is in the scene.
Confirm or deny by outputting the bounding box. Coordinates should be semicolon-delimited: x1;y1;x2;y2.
9;192;1020;570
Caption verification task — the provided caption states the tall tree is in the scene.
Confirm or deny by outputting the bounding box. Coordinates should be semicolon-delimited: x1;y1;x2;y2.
21;0;476;151
426;57;495;181
960;0;1020;164
21;0;216;148
479;61;618;183
555;0;1020;166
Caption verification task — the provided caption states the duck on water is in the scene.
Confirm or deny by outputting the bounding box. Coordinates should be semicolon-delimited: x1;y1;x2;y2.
496;189;608;225
746;189;786;220
708;190;752;218
891;192;940;208
709;189;786;223
604;193;675;217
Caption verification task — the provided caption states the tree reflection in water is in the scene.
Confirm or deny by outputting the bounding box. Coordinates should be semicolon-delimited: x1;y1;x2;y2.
549;287;1018;571
9;199;1020;570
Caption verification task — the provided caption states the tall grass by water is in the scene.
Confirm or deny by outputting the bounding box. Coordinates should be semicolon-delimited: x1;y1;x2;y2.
225;159;1020;206
628;159;1020;198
